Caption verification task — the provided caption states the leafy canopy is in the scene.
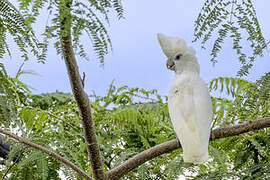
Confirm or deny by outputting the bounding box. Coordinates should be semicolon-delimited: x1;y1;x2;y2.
0;0;124;64
0;0;42;61
194;0;268;76
0;64;269;179
0;0;269;179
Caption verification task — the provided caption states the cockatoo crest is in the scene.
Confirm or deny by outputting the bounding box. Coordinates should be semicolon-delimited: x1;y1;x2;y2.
157;33;195;59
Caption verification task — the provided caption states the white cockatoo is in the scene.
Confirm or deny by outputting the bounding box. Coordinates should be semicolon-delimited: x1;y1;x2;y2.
157;33;212;164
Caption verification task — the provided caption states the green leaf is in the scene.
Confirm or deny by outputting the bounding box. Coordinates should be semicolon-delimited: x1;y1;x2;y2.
20;107;35;131
35;112;48;131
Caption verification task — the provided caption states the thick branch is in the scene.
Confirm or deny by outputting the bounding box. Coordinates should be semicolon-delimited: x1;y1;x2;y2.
210;117;270;140
59;1;105;179
106;117;270;179
0;129;92;180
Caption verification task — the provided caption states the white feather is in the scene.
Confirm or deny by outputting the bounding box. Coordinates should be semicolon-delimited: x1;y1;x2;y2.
157;33;212;164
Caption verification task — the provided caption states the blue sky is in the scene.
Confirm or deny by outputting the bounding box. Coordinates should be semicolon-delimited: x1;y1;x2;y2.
4;0;270;97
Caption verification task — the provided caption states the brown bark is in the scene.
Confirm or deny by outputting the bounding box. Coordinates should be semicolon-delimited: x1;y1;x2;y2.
106;117;270;179
0;129;92;180
210;117;270;140
59;0;105;179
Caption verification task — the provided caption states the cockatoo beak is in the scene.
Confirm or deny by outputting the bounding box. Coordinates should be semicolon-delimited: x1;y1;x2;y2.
166;59;176;71
157;33;172;58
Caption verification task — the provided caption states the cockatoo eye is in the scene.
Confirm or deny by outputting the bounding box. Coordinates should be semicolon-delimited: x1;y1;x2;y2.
175;54;182;61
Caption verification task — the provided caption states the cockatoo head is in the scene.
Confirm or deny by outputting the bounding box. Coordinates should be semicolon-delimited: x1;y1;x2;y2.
157;33;199;74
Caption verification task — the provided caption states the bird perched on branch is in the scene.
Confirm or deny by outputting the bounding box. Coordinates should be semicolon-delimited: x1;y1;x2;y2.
157;33;212;164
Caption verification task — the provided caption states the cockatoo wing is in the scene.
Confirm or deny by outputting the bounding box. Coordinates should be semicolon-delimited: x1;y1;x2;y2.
168;77;212;163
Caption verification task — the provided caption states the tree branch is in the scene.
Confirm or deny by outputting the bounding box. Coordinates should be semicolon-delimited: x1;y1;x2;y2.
106;117;270;179
210;117;270;140
0;129;92;180
59;0;105;179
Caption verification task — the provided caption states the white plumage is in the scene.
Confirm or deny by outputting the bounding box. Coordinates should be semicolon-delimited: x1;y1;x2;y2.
157;33;212;164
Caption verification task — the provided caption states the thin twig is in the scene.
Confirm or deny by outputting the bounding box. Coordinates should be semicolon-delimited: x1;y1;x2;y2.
1;154;20;180
15;62;25;79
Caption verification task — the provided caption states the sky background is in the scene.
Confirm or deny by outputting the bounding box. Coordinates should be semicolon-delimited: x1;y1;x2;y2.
3;0;270;97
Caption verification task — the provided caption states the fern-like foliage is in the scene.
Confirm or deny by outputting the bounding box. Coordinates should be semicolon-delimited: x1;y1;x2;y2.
0;0;44;61
5;147;61;180
209;76;252;98
0;63;30;127
209;76;269;126
0;73;269;179
17;0;124;64
256;72;270;99
196;74;270;180
194;0;268;76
